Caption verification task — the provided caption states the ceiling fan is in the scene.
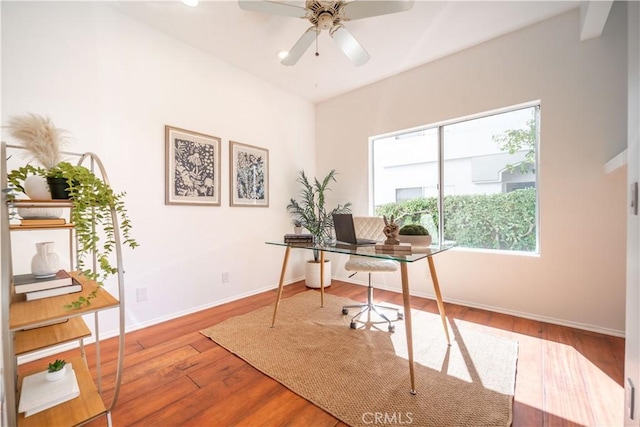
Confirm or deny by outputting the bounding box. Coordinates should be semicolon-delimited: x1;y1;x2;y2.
238;0;415;66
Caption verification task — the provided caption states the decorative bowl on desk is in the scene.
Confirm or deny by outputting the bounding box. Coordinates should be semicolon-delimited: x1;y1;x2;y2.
17;207;63;219
398;234;432;247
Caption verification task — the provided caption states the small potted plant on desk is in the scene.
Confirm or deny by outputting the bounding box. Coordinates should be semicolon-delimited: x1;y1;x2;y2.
398;224;432;247
287;169;351;288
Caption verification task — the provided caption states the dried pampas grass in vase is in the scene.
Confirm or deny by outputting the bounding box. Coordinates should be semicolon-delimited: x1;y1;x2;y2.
6;113;68;170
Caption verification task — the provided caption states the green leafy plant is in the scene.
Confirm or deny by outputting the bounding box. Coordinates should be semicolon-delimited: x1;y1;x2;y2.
399;224;429;235
286;169;351;261
8;162;138;309
47;359;66;373
49;162;138;308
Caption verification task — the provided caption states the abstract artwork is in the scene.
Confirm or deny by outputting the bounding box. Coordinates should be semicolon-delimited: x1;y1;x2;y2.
229;141;269;207
165;125;221;206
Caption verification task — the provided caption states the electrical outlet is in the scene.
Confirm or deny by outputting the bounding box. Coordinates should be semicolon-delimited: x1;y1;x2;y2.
136;287;147;302
222;271;230;284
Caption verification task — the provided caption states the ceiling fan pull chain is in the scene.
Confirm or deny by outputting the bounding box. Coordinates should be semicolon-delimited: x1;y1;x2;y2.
315;26;320;57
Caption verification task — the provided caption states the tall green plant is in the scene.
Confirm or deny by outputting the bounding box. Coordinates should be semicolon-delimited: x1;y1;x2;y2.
286;169;351;260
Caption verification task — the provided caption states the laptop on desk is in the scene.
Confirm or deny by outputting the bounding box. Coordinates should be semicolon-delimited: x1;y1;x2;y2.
332;214;378;246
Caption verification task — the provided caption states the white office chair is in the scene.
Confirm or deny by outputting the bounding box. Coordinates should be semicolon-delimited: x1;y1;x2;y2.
341;216;402;332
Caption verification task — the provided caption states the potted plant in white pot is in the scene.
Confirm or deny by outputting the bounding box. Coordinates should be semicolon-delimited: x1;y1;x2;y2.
398;223;432;247
286;169;351;288
5;113;139;308
45;359;67;382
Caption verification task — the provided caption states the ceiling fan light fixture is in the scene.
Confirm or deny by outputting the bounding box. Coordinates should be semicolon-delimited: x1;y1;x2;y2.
316;12;334;31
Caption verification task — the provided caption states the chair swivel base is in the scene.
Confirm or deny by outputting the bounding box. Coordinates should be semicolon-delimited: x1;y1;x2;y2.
342;305;403;332
341;300;403;333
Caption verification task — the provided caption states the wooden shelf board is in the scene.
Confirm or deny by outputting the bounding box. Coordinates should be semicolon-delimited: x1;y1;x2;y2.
10;272;119;331
15;317;91;356
10;199;74;209
10;223;75;231
17;356;107;427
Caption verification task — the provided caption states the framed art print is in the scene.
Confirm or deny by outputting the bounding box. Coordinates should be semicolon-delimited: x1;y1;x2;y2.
229;141;269;207
165;125;221;206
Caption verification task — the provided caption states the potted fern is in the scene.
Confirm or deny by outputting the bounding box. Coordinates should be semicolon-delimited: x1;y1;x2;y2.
286;169;351;288
5;113;138;308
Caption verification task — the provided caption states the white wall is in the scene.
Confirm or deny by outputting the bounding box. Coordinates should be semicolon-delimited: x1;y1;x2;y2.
1;2;315;336
317;5;628;335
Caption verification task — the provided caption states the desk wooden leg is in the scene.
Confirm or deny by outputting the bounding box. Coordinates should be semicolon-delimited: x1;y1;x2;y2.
427;256;451;345
400;263;416;395
271;246;291;328
319;251;325;308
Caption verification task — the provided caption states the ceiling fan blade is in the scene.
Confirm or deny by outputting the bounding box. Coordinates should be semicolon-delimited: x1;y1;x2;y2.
281;27;318;66
238;0;308;18
341;0;415;21
330;25;370;66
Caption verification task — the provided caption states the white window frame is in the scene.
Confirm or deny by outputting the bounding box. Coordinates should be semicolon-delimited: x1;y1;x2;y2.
369;101;540;253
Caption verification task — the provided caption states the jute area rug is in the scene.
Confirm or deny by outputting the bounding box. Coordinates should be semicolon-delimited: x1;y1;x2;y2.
201;291;518;427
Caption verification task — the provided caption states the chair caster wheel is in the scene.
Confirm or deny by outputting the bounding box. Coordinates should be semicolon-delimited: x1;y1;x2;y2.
350;322;357;329
388;325;395;333
397;313;404;320
342;308;349;315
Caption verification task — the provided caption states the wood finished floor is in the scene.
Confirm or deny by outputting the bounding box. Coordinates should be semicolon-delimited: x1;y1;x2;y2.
19;280;625;426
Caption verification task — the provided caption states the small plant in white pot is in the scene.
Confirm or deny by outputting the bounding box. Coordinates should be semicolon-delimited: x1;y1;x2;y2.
398;224;432;247
286;169;351;288
46;359;67;382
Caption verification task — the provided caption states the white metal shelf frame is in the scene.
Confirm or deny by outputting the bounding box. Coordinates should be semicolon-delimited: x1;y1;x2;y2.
0;143;127;426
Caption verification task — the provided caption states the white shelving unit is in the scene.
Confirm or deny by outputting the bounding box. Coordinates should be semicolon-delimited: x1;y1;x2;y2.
1;143;126;426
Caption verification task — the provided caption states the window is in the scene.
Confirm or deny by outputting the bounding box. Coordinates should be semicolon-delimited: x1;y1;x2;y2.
371;104;539;253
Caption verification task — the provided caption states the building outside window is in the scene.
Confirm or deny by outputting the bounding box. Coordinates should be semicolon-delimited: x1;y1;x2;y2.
371;104;539;253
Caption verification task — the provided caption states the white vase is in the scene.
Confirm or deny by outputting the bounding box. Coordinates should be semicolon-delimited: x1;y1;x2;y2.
23;175;52;200
31;242;60;278
305;259;332;288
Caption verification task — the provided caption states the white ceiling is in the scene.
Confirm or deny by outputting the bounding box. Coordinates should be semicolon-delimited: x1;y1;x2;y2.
111;1;581;103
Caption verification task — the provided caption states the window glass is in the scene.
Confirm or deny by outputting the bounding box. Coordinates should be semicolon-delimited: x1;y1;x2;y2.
372;105;538;253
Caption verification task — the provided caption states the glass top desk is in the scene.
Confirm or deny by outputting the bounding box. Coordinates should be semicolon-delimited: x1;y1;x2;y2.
266;240;454;394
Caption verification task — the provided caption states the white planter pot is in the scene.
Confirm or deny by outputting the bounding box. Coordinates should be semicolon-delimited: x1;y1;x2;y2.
305;259;332;289
46;366;67;382
398;235;432;247
24;175;52;200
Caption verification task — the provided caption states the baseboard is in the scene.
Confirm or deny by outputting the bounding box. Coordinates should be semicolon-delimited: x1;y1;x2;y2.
342;278;625;338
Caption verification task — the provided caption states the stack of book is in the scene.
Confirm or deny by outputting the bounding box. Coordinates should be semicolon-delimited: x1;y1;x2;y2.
18;364;80;417
13;270;82;301
284;233;314;245
375;242;412;254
